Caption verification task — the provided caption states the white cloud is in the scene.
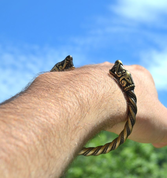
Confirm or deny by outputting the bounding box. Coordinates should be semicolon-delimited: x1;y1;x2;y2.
1;1;167;103
141;49;167;91
73;0;167;51
0;45;87;103
111;0;167;23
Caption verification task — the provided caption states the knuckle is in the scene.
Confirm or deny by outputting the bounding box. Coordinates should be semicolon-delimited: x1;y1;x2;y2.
131;64;147;71
102;61;112;65
131;64;155;84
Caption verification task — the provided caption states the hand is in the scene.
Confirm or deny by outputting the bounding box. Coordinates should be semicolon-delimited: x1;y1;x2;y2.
105;64;167;148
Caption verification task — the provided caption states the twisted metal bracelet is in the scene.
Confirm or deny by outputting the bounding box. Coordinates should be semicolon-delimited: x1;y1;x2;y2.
50;55;137;156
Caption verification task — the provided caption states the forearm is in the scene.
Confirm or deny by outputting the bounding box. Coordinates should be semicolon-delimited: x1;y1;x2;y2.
0;66;127;178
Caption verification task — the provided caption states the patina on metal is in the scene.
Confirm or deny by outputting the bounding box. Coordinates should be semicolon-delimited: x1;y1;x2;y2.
50;56;137;156
50;55;75;72
109;60;135;92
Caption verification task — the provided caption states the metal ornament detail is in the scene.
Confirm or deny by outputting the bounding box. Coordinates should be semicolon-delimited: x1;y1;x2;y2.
50;57;137;156
50;55;75;72
109;60;135;92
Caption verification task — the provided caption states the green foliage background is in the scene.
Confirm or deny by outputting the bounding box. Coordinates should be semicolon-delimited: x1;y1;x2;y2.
62;131;167;178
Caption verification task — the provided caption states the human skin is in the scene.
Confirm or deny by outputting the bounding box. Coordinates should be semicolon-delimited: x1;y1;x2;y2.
0;62;167;178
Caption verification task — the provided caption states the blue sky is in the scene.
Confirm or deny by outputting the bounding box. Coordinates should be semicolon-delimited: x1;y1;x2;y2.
0;0;167;107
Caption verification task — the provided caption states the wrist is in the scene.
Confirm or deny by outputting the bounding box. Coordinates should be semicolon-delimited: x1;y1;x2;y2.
27;66;128;150
0;64;128;177
36;66;128;131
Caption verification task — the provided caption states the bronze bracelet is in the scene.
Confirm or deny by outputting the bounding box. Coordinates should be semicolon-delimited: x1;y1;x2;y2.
50;56;137;156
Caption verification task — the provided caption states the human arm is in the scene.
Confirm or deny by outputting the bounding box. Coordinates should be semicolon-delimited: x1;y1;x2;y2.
108;64;167;148
0;62;166;177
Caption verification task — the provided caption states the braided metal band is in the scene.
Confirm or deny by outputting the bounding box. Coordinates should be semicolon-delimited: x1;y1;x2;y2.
78;60;137;156
50;56;137;156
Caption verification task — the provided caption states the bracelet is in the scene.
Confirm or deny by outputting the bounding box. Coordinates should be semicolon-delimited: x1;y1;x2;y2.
50;56;137;156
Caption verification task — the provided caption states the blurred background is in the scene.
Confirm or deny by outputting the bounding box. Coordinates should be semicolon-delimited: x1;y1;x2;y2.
0;0;167;177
